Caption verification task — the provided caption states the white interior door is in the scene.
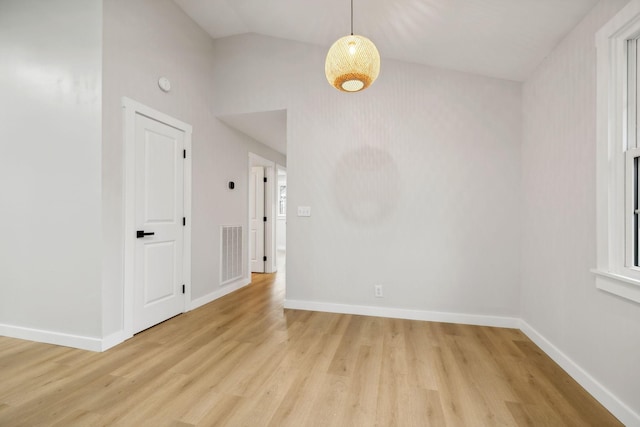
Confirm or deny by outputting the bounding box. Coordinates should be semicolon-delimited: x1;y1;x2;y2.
133;113;185;333
250;166;265;273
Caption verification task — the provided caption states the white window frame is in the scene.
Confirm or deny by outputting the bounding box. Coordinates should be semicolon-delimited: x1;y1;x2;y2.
594;0;640;304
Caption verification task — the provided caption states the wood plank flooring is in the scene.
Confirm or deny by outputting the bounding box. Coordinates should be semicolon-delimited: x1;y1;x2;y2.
0;271;622;426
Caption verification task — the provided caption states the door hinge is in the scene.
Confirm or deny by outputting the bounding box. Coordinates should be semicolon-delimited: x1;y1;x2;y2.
183;217;186;226
263;256;267;262
263;177;267;183
182;284;185;294
183;149;186;159
263;216;267;222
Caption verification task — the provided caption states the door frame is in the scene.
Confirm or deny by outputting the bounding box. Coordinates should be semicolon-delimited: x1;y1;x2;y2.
122;97;192;339
276;164;287;264
248;153;276;274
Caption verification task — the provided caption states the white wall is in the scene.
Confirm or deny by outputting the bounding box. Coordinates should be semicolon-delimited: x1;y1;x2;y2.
102;0;284;336
522;0;640;420
0;0;103;339
213;34;522;318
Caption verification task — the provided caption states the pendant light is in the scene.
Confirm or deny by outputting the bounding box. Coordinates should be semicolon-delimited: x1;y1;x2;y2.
325;0;380;92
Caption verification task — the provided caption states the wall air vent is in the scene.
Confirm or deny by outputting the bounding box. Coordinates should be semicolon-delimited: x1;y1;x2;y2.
221;225;243;284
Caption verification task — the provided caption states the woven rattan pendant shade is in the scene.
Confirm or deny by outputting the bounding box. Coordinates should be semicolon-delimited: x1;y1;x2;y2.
325;35;380;92
325;0;380;92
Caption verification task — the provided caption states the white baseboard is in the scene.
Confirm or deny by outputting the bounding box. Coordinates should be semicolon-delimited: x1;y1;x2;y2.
0;277;253;353
100;278;253;351
189;276;251;311
100;330;130;352
283;300;638;425
3;296;637;425
283;299;520;328
0;323;103;352
519;320;640;427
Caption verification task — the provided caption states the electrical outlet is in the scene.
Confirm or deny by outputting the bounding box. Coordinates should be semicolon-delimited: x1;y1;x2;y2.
374;285;383;298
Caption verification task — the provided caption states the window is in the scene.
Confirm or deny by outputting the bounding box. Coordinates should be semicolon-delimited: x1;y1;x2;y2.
626;146;640;269
594;1;640;303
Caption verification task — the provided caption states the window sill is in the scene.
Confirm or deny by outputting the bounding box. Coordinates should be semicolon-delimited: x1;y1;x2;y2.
591;269;640;304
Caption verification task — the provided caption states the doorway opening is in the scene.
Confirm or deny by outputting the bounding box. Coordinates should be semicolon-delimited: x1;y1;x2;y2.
248;153;276;275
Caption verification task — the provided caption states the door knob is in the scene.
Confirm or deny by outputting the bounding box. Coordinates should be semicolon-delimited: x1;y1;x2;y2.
136;230;155;238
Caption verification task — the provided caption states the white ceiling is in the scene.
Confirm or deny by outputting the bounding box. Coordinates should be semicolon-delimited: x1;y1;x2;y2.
176;0;600;155
174;0;599;82
218;110;287;155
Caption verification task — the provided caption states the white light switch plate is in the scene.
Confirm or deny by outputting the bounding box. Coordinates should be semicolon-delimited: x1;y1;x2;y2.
297;206;311;217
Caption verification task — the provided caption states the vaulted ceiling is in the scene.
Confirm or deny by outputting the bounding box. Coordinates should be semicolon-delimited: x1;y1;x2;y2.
174;0;598;82
219;110;287;155
174;0;599;155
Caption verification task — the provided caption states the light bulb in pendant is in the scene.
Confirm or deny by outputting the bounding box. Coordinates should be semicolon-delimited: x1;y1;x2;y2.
349;42;356;55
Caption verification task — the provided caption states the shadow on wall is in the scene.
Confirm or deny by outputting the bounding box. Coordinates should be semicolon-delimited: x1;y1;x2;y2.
333;145;400;225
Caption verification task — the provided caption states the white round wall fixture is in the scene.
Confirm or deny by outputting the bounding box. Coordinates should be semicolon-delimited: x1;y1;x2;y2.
158;77;171;92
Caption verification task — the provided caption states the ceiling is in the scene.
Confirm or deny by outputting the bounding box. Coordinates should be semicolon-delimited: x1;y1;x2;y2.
175;0;600;155
218;110;287;155
174;0;599;82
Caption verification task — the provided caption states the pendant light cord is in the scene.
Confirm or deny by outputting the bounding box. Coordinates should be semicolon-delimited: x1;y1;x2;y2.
351;0;354;35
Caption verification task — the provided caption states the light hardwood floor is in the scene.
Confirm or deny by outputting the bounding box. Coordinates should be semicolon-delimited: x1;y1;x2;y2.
0;270;622;426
